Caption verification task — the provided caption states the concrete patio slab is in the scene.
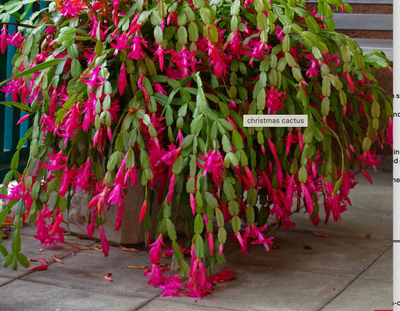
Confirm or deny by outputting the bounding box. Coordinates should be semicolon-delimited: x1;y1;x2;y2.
320;278;392;311
21;242;163;299
138;299;242;311
0;233;96;278
360;246;393;281
346;186;392;212
288;204;392;242
225;230;391;276
162;262;354;311
0;279;151;311
0;276;13;286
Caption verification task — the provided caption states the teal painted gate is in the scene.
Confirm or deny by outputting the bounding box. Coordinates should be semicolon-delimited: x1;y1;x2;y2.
0;0;47;182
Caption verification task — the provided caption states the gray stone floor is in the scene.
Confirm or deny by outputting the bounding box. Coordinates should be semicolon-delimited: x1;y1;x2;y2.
0;156;393;311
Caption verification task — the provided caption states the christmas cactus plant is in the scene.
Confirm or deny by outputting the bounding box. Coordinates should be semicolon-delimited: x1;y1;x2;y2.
0;0;393;299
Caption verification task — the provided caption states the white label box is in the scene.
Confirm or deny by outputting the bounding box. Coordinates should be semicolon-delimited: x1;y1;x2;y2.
243;114;308;127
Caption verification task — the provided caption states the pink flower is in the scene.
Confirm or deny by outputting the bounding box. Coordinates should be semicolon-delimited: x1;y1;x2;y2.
207;40;227;77
306;59;320;78
207;231;214;256
87;211;96;237
107;183;126;207
301;183;314;214
99;225;110;257
124;166;137;186
149;234;164;264
159;275;185;297
87;18;108;40
190;193;196;216
115;201;124;231
145;263;165;288
59;103;82;140
244;40;272;67
113;0;119;27
265;88;286;112
357;150;382;172
118;64;128;95
244;166;255;187
187;257;213;299
51;212;66;237
167;12;178;26
34;211;48;244
298;131;304;151
153;82;167;95
197;151;225;188
250;224;274;251
110;32;130;55
154;45;170;71
139;199;147;223
43;150;68;171
223;30;243;58
7;31;23;48
58;0;86;18
1;25;7;54
59;167;71;196
170;46;196;79
176;129;184;145
138;74;150;105
385;118;393;148
346;73;354;93
208;269;236;284
127;34;147;61
82;65;106;91
361;169;373;184
16;113;30;125
127;14;142;36
167;174;176;206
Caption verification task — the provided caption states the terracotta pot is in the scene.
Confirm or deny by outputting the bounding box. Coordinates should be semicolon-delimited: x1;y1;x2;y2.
65;183;185;245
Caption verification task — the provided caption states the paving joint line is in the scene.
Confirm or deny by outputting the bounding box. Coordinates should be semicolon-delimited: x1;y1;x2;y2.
0;239;97;288
224;258;371;278
14;277;159;300
134;296;161;310
135;297;247;311
317;244;393;311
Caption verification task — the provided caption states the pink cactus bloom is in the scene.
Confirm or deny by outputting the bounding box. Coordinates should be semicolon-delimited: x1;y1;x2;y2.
110;32;130;55
149;234;164;264
357;150;382;172
170;46;197;79
118;64;128;95
159;275;185;297
87;211;96;237
208;269;236;284
154;45;170;71
99;225;110;257
58;0;86;18
7;31;23;48
385;118;393;148
43;150;68;171
113;0;120;27
167;174;176;206
145;263;165;288
197;151;225;188
190;193;196;216
301;183;314;214
265;88;286;111
306;59;320;78
127;34;148;61
82;65;106;91
1;25;7;54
